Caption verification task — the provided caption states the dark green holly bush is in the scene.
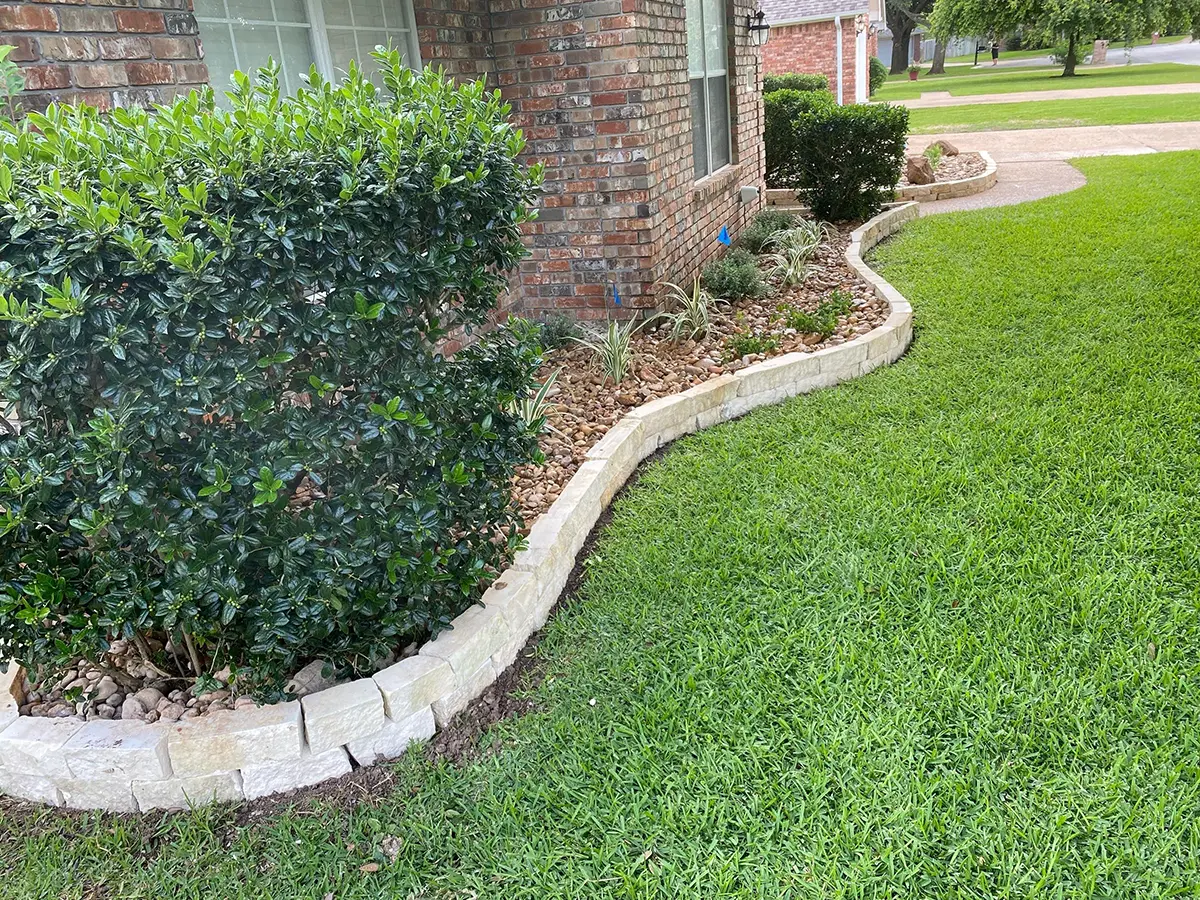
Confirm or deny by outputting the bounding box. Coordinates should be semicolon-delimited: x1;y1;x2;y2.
0;54;544;693
764;88;909;221
763;72;830;94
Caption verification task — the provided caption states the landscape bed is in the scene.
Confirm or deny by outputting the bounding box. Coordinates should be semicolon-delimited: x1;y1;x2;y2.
0;203;920;812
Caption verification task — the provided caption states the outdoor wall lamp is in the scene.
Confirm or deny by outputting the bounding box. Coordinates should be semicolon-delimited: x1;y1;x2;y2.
748;9;771;46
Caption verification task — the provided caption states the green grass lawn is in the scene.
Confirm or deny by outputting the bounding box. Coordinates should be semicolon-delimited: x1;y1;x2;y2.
943;34;1192;65
875;61;1200;101
5;152;1200;898
908;93;1200;133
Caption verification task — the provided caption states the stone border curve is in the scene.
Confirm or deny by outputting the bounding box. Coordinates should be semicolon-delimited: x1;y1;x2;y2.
894;151;997;203
0;202;920;813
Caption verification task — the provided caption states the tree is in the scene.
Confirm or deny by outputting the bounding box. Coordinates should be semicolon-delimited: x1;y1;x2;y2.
887;0;937;74
931;0;1200;76
929;37;948;73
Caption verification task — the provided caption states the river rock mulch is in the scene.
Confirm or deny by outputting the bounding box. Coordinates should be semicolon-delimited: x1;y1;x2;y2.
13;222;889;722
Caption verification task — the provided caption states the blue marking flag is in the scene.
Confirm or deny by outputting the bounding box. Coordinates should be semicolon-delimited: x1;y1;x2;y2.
613;284;622;306
717;225;732;247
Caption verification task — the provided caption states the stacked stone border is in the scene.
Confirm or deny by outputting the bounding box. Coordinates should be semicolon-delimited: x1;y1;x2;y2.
766;151;997;208
0;203;919;813
894;151;997;203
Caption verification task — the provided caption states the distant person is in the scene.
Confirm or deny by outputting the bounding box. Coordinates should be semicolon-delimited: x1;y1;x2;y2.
1151;31;1160;45
991;41;1000;65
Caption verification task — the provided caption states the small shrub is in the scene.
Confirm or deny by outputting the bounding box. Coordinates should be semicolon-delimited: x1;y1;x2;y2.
923;143;943;168
656;278;721;343
724;319;781;362
869;57;888;97
736;209;799;253
535;313;580;350
778;289;854;339
575;319;642;384
0;55;543;693
764;72;830;94
702;248;766;301
765;89;909;221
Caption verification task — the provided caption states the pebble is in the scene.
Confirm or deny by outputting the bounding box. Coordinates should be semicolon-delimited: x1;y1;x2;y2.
133;687;164;710
105;692;125;708
121;697;147;721
94;676;120;702
159;702;186;722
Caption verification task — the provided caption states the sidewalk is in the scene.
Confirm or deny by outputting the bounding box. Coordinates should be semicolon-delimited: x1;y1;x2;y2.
898;82;1200;108
907;122;1200;213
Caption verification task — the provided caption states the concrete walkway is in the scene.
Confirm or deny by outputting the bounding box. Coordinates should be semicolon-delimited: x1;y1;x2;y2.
901;81;1200;108
907;122;1200;214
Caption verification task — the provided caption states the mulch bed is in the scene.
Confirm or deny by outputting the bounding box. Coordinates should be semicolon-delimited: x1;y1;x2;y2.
513;224;888;524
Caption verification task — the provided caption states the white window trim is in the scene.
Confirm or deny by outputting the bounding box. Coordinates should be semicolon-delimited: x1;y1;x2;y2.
689;0;734;181
197;0;422;91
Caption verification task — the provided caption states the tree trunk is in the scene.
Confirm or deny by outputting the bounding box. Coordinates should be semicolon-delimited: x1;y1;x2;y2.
929;39;947;74
1063;31;1078;76
889;22;915;74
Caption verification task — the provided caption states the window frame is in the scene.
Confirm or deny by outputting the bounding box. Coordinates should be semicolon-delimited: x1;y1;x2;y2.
687;0;734;181
194;0;422;93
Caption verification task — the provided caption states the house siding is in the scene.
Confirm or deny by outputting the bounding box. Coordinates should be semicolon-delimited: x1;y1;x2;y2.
1;0;207;113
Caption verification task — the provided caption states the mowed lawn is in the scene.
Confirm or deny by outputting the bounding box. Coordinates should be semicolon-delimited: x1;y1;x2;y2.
907;93;1200;133
4;153;1200;898
943;34;1193;65
876;61;1200;100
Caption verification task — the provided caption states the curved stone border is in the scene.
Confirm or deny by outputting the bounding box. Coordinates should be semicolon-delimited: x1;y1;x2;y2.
894;151;997;203
0;202;919;813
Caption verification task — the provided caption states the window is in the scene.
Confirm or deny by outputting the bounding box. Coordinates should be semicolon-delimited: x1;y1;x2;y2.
194;0;420;96
686;0;731;179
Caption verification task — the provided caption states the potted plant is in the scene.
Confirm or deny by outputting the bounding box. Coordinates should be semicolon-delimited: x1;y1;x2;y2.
908;65;920;81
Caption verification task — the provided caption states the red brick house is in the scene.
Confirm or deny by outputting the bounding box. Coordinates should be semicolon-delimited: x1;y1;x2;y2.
760;0;884;103
1;0;769;321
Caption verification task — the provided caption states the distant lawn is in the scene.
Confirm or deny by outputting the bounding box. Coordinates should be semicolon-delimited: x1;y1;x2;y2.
908;93;1200;133
3;153;1200;899
944;34;1192;65
876;61;1200;101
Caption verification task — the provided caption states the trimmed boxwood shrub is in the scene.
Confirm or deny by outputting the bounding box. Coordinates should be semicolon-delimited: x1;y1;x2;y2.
764;89;909;221
763;72;830;94
0;55;544;693
869;56;888;96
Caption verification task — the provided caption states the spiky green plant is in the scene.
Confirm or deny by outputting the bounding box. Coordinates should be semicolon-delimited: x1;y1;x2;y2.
575;319;643;385
508;369;563;436
655;277;722;343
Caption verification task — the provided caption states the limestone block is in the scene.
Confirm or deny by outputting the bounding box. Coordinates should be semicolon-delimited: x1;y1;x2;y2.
0;716;85;777
419;603;511;678
514;460;609;573
481;570;543;667
241;746;351;800
585;417;646;491
0;768;63;806
373;655;454;722
862;325;900;360
735;352;821;399
301;679;386;755
134;771;244;811
695;376;741;430
814;340;869;374
57;777;137;813
62;720;172;780
166;701;303;777
627;377;734;451
345;706;436;766
431;659;497;728
0;661;24;705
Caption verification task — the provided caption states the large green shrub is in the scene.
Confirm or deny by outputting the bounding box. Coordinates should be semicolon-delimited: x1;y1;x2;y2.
869;56;888;96
764;89;909;221
0;55;544;693
763;72;830;94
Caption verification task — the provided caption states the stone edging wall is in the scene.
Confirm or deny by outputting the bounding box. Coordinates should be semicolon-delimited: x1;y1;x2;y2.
0;202;920;813
894;151;997;203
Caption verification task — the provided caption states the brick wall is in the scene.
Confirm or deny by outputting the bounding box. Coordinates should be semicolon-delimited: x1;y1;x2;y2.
762;17;869;103
414;0;493;80
489;0;765;321
1;0;206;113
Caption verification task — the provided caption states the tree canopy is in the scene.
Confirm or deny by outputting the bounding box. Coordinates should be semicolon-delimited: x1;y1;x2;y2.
930;0;1200;74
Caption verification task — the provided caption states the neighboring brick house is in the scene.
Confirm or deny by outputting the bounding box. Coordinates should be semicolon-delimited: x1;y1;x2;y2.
1;0;769;321
759;0;884;103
